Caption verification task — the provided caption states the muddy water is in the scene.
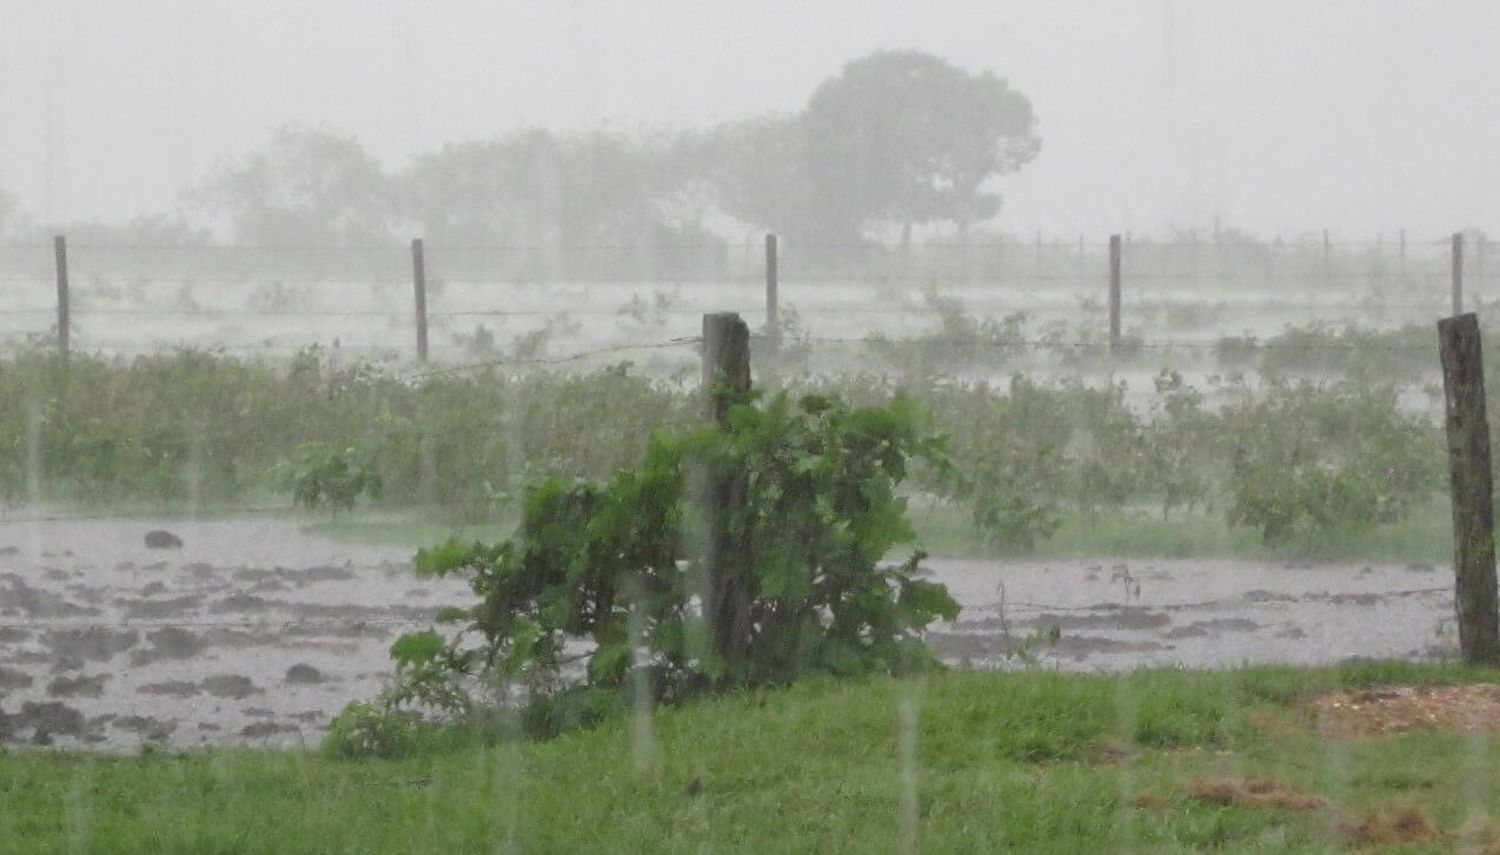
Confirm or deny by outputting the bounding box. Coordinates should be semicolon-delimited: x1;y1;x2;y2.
925;557;1455;670
0;515;1460;750
0;515;471;750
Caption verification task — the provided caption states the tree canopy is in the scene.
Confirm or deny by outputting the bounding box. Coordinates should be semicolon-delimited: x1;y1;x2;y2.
181;50;1039;247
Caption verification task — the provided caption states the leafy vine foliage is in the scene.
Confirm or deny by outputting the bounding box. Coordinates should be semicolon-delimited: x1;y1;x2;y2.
383;390;960;737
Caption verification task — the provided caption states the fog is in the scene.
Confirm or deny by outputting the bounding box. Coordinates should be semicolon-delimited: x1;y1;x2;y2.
2;0;1497;237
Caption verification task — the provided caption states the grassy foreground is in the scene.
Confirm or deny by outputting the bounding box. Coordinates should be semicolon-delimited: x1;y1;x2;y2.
5;663;1500;852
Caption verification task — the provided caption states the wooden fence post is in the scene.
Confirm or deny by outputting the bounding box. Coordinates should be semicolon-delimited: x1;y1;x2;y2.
1453;232;1465;316
764;234;779;336
1438;312;1500;666
1108;234;1122;350
701;312;752;672
411;238;429;362
53;235;69;358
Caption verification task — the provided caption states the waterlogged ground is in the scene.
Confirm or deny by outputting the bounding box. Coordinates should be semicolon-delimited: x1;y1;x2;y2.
928;557;1456;670
0;514;1459;749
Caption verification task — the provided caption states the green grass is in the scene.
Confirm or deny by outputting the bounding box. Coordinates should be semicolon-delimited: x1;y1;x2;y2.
909;500;1453;564
5;662;1500;853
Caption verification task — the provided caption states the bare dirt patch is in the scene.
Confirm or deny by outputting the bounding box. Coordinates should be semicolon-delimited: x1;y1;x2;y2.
1184;776;1326;810
1307;684;1500;738
1341;802;1443;847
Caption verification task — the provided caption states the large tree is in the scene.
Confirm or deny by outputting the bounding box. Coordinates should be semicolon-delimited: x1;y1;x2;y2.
802;51;1039;241
403;130;712;248
190;127;398;246
720;51;1037;242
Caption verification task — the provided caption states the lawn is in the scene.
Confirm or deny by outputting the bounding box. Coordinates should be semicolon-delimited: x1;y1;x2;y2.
4;662;1500;853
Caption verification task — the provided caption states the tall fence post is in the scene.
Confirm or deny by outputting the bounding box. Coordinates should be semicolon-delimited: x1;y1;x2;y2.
701;312;752;672
764;234;779;336
1453;232;1465;316
53;235;69;358
411;238;429;363
1108;234;1122;350
1438;312;1500;665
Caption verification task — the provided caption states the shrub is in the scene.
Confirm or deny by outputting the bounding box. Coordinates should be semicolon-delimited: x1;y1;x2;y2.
1221;382;1440;544
382;390;960;733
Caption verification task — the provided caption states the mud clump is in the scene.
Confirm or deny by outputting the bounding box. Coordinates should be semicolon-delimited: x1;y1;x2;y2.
137;627;205;663
1184;776;1325;810
113;715;176;741
280;564;356;586
284;663;327;685
137;680;200;698
47;674;110;698
18;701;87;738
201;674;258;699
210;593;281;614
240;721;300;739
121;595;202;620
144;530;184;549
1164;618;1261;639
42;627;139;662
0;666;34;690
0;578;100;618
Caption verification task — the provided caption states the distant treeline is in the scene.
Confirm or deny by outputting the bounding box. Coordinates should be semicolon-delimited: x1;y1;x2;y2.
0;51;1038;251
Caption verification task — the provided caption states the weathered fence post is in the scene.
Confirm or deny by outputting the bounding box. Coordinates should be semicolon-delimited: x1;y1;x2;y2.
1453;232;1465;316
764;234;779;336
701;312;752;672
411;238;429;362
1438;312;1500;666
1108;234;1122;350
53;235;69;358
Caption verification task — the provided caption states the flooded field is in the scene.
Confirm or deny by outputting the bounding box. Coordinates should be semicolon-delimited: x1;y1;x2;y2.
0;514;1458;750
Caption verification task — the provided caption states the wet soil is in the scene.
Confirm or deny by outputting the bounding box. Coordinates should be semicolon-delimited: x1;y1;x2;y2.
927;557;1457;671
0;515;1465;750
0;514;473;750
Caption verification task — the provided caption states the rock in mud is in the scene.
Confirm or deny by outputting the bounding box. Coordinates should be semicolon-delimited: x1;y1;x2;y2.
284;663;327;685
144;530;184;549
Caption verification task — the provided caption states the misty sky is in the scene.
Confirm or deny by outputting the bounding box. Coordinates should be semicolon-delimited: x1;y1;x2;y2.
1;0;1496;239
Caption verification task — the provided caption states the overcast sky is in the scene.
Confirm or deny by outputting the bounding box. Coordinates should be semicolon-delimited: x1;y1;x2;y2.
1;0;1495;239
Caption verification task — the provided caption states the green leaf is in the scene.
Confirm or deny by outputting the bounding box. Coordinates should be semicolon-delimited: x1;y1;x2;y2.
586;643;632;686
389;630;445;665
